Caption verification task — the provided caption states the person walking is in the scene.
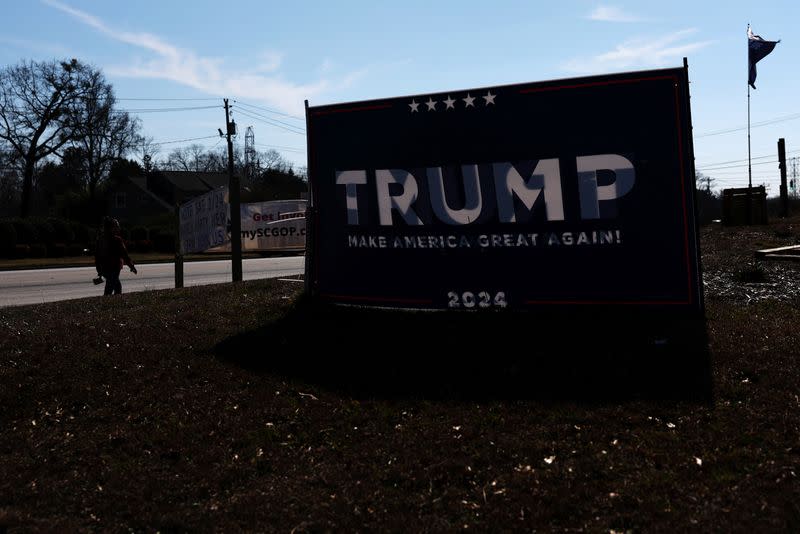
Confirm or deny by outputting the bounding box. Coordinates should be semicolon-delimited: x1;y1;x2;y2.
94;217;137;295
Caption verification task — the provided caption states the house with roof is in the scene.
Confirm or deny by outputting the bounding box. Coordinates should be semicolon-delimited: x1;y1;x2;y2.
104;167;308;228
105;170;228;226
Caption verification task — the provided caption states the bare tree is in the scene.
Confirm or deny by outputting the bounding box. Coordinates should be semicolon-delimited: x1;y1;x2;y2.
164;145;190;171
695;171;715;194
162;144;296;179
205;147;227;172
0;147;21;216
141;135;160;173
0;59;90;217
187;144;208;171
260;149;285;171
68;68;142;203
164;143;225;172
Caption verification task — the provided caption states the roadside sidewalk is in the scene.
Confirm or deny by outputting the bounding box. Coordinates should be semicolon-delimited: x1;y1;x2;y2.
0;252;269;271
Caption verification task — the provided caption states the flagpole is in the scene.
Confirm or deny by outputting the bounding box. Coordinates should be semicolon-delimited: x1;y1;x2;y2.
747;24;752;189
747;81;752;189
746;23;753;225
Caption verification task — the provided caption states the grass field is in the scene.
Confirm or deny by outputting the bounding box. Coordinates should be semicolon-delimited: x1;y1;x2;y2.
0;220;799;531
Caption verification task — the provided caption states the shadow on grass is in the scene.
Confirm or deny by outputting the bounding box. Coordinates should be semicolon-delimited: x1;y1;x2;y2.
215;295;713;402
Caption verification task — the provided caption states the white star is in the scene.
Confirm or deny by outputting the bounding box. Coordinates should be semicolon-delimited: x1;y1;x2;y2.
426;98;437;111
409;99;419;112
483;91;496;105
463;93;475;107
443;95;456;109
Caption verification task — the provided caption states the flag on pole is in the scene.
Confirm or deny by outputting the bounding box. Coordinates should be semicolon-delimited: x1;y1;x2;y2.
748;25;779;89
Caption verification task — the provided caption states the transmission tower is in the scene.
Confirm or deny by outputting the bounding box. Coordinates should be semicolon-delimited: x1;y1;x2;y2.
244;126;256;186
791;156;798;198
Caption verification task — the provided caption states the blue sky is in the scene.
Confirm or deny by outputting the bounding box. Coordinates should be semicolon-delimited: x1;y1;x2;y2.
2;1;798;194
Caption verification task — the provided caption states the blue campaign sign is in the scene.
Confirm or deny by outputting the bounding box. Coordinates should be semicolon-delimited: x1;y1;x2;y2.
305;66;702;312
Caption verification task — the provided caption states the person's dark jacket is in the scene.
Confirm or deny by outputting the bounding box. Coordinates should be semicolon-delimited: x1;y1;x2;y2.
95;234;135;275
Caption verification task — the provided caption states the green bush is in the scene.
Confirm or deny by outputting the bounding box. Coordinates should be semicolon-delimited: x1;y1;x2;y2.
0;221;17;257
66;244;84;257
70;221;90;245
10;218;38;244
47;217;75;243
149;228;161;243
154;233;175;253
13;244;30;258
31;218;55;244
29;243;47;258
131;226;149;241
135;239;153;253
48;243;67;258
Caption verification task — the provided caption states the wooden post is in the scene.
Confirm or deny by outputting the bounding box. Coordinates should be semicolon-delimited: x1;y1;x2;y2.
175;203;184;288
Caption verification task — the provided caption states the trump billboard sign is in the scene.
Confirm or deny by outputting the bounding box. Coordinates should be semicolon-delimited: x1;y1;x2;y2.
305;66;702;312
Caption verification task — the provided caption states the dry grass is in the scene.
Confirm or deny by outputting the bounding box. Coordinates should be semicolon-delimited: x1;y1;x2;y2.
1;219;799;532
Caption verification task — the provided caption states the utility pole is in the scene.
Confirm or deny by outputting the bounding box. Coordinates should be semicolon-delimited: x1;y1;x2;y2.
778;138;788;218
224;98;242;282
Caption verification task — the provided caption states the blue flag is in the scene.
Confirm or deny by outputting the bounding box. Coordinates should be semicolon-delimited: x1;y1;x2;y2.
748;25;779;89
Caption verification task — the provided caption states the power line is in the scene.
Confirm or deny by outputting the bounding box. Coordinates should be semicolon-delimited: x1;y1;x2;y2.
695;112;800;137
696;148;800;169
233;106;305;133
698;152;784;167
701;172;777;179
2;104;220;114
712;178;776;183
117;105;220;113
233;100;304;122
150;135;219;146
698;159;779;171
233;108;305;135
117;97;220;101
253;142;305;153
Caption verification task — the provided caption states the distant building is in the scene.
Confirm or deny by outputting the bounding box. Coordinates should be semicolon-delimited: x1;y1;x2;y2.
105;171;228;226
105;168;308;227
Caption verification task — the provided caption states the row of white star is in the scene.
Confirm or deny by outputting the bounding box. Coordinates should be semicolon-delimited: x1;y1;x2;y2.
408;91;496;112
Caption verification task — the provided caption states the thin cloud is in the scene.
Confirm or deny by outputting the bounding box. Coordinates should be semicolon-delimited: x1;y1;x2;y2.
588;6;642;23
254;51;283;74
42;0;358;115
562;29;713;73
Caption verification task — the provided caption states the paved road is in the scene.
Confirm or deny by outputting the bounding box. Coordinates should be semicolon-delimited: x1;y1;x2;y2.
0;256;304;308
